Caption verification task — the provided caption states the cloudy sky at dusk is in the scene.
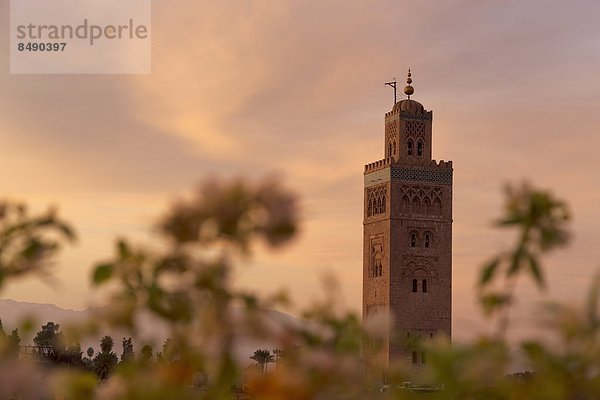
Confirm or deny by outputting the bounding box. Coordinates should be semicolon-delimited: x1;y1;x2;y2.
1;0;600;342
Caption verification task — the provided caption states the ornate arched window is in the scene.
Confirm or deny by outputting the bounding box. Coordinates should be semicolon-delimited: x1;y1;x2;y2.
388;142;393;158
412;351;417;364
417;141;423;157
425;234;430;248
401;195;409;213
393;141;397;155
412;279;418;293
372;252;383;278
422;279;428;293
410;197;420;214
410;233;416;248
367;185;387;217
433;199;442;216
407;140;414;156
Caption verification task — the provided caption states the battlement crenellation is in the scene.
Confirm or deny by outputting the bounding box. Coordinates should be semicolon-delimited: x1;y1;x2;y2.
364;158;452;174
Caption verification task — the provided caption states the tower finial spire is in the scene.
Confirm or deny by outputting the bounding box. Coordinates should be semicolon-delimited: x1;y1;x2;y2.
404;68;414;99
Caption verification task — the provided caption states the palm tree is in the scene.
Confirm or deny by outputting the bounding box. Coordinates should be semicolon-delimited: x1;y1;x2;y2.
250;349;275;374
273;349;283;368
93;336;118;380
100;336;114;353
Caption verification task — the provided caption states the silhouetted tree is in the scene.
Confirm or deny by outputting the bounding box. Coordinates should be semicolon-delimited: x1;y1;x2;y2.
5;328;20;358
82;347;95;370
100;336;114;353
33;322;61;361
250;349;275;374
63;342;83;367
93;336;118;380
141;344;153;363
121;337;134;363
0;320;20;358
161;338;175;362
273;348;283;367
32;321;82;366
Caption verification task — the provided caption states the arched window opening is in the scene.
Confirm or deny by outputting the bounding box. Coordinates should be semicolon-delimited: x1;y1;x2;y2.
410;233;416;247
412;351;417;364
372;254;383;277
417;141;423;157
388;142;392;158
412;279;418;293
422;279;428;293
407;140;413;156
393;141;397;155
425;234;430;248
430;333;433;339
421;352;426;364
401;195;409;213
433;199;442;216
407;332;410;338
411;198;420;214
421;197;430;215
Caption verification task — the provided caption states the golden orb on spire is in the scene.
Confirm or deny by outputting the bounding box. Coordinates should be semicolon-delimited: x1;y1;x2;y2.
404;69;414;98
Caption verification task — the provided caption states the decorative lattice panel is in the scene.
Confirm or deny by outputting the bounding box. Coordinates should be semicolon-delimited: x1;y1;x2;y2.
391;166;452;186
400;111;432;121
406;120;425;140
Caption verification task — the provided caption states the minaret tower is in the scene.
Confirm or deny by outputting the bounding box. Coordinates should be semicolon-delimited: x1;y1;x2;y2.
363;71;453;373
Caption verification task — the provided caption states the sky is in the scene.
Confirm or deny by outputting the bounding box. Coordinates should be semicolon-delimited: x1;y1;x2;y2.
1;0;600;343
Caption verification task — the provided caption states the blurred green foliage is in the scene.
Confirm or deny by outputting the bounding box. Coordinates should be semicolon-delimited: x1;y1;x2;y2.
0;202;75;288
479;183;571;337
0;179;597;400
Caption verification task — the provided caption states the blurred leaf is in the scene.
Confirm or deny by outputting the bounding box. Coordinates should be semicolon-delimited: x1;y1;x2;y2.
117;239;130;258
481;293;511;315
526;251;545;289
54;221;77;242
480;257;501;287
92;263;113;285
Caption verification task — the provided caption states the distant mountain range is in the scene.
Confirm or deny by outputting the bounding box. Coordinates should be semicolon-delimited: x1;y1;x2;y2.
0;299;91;332
0;298;303;363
